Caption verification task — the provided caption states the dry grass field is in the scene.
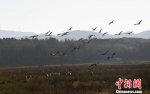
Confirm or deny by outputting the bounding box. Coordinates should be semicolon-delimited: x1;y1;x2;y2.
0;62;150;94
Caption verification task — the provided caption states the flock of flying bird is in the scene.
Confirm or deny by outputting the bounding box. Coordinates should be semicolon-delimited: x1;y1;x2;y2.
27;20;142;66
8;20;143;79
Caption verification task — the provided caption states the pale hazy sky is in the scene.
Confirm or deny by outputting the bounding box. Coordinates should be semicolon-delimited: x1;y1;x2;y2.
0;0;150;34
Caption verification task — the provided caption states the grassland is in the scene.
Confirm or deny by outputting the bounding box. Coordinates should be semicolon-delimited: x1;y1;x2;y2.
0;62;150;94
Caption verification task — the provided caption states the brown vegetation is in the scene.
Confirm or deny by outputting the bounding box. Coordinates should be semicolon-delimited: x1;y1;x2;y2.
0;63;150;94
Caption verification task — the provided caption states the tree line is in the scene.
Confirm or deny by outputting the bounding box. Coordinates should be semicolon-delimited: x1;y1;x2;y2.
0;37;150;67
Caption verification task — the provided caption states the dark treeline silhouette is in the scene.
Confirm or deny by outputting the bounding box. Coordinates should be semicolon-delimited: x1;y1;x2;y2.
0;37;150;67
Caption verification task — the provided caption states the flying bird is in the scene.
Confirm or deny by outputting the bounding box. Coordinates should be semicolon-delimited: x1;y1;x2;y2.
50;53;56;56
102;32;108;36
68;27;73;31
112;53;116;56
107;56;111;60
88;35;95;39
125;32;133;35
57;33;61;36
109;20;114;25
45;31;51;35
45;31;50;35
45;32;52;36
92;27;97;31
78;38;83;42
30;35;38;39
99;28;102;33
71;47;77;53
55;51;60;55
111;53;116;58
115;31;123;35
77;44;82;49
61;50;68;56
86;39;92;43
134;20;142;25
100;50;109;55
61;32;69;36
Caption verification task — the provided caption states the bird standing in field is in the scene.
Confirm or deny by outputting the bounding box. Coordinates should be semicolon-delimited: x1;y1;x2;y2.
91;63;97;66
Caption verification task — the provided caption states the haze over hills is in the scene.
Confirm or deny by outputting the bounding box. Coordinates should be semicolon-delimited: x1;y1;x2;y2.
52;30;150;40
0;30;150;40
0;30;36;38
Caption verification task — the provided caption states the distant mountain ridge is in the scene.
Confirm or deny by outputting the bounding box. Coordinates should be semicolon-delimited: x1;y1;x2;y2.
0;30;36;38
0;30;150;40
39;30;150;40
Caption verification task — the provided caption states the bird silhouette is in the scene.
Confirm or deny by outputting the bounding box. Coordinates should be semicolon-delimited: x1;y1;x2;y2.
61;50;68;56
134;20;142;25
92;27;97;31
77;44;82;49
125;32;133;35
111;53;116;58
45;32;52;36
102;32;108;36
68;27;73;31
107;56;111;60
109;20;114;25
30;35;38;39
61;32;69;36
86;39;92;43
88;35;95;39
55;51;60;55
91;63;97;66
115;31;123;35
99;28;102;33
57;33;61;36
50;53;56;56
78;38;83;42
100;50;109;55
45;31;51;35
71;47;77;53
